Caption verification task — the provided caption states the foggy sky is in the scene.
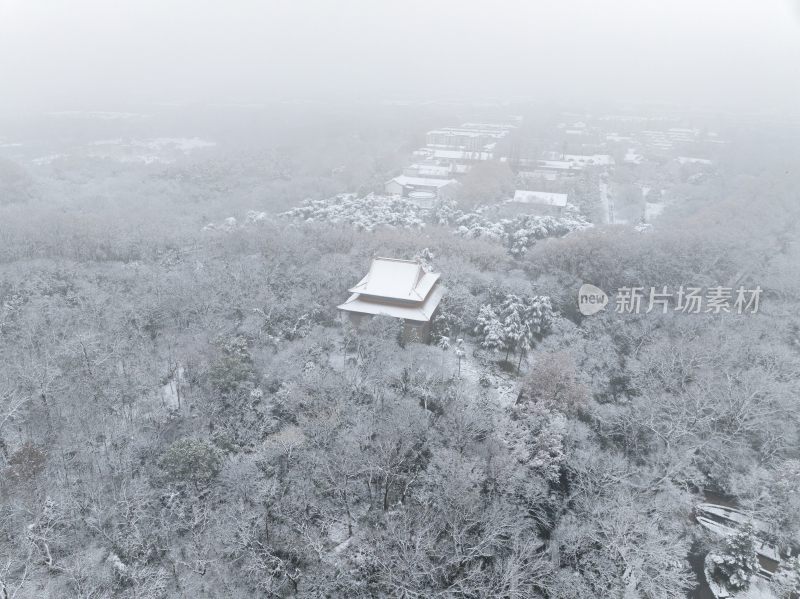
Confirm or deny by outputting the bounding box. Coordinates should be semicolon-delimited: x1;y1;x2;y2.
2;0;799;115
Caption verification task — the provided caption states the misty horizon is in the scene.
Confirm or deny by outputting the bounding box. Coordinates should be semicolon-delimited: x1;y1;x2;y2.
2;0;800;116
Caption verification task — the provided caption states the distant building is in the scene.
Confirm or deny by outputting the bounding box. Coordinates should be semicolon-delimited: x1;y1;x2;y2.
518;169;559;182
384;175;459;200
403;163;454;179
562;153;615;167
425;124;514;153
506;190;568;216
413;147;496;162
624;148;644;164
677;156;712;165
402;162;471;179
406;190;438;208
410;121;518;168
606;133;635;143
337;257;445;342
535;159;584;173
640;128;702;152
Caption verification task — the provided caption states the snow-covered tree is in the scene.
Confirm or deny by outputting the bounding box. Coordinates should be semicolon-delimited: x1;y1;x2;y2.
282;193;426;231
500;294;554;362
500;307;526;363
414;247;435;272
707;525;760;592
518;351;589;413
475;294;554;365
475;304;505;353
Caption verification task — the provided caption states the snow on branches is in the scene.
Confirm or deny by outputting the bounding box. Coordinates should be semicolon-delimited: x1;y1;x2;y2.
475;294;554;366
281;194;589;255
456;208;592;257
282;193;426;231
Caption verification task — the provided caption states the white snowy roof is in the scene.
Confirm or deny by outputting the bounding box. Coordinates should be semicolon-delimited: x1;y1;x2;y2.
428;127;510;139
519;169;558;181
338;284;445;322
537;160;584;171
405;164;452;177
428;129;482;138
624;148;644;164
431;149;494;161
339;258;444;322
389;175;458;189
606;133;634;142
460;122;516;131
563;153;615;166
512;190;568;207
677;156;712;165
668;127;699;134
347;258;441;302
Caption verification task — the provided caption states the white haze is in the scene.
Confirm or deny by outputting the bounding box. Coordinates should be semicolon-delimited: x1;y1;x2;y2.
1;0;799;115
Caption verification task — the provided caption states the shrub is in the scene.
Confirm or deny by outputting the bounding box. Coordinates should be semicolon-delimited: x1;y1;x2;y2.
159;438;223;489
5;442;47;483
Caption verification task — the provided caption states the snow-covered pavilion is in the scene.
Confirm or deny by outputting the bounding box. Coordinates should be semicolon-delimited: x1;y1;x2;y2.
337;257;445;342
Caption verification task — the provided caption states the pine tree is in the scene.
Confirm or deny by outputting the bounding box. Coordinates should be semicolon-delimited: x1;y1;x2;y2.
501;306;525;362
475;305;505;353
707;524;760;591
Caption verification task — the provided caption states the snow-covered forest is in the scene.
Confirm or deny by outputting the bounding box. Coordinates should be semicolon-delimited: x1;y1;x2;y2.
1;2;800;598
1;101;798;598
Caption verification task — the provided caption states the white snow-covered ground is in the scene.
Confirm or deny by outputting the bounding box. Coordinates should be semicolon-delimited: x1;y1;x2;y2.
457;341;523;408
738;581;777;599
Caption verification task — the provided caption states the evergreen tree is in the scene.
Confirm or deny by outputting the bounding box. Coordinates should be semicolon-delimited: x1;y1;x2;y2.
475;304;505;353
707;525;760;592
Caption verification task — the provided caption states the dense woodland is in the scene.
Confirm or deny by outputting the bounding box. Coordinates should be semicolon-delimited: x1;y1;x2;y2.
1;109;799;598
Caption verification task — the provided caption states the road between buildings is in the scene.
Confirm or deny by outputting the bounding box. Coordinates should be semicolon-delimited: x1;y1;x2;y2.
599;181;614;224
